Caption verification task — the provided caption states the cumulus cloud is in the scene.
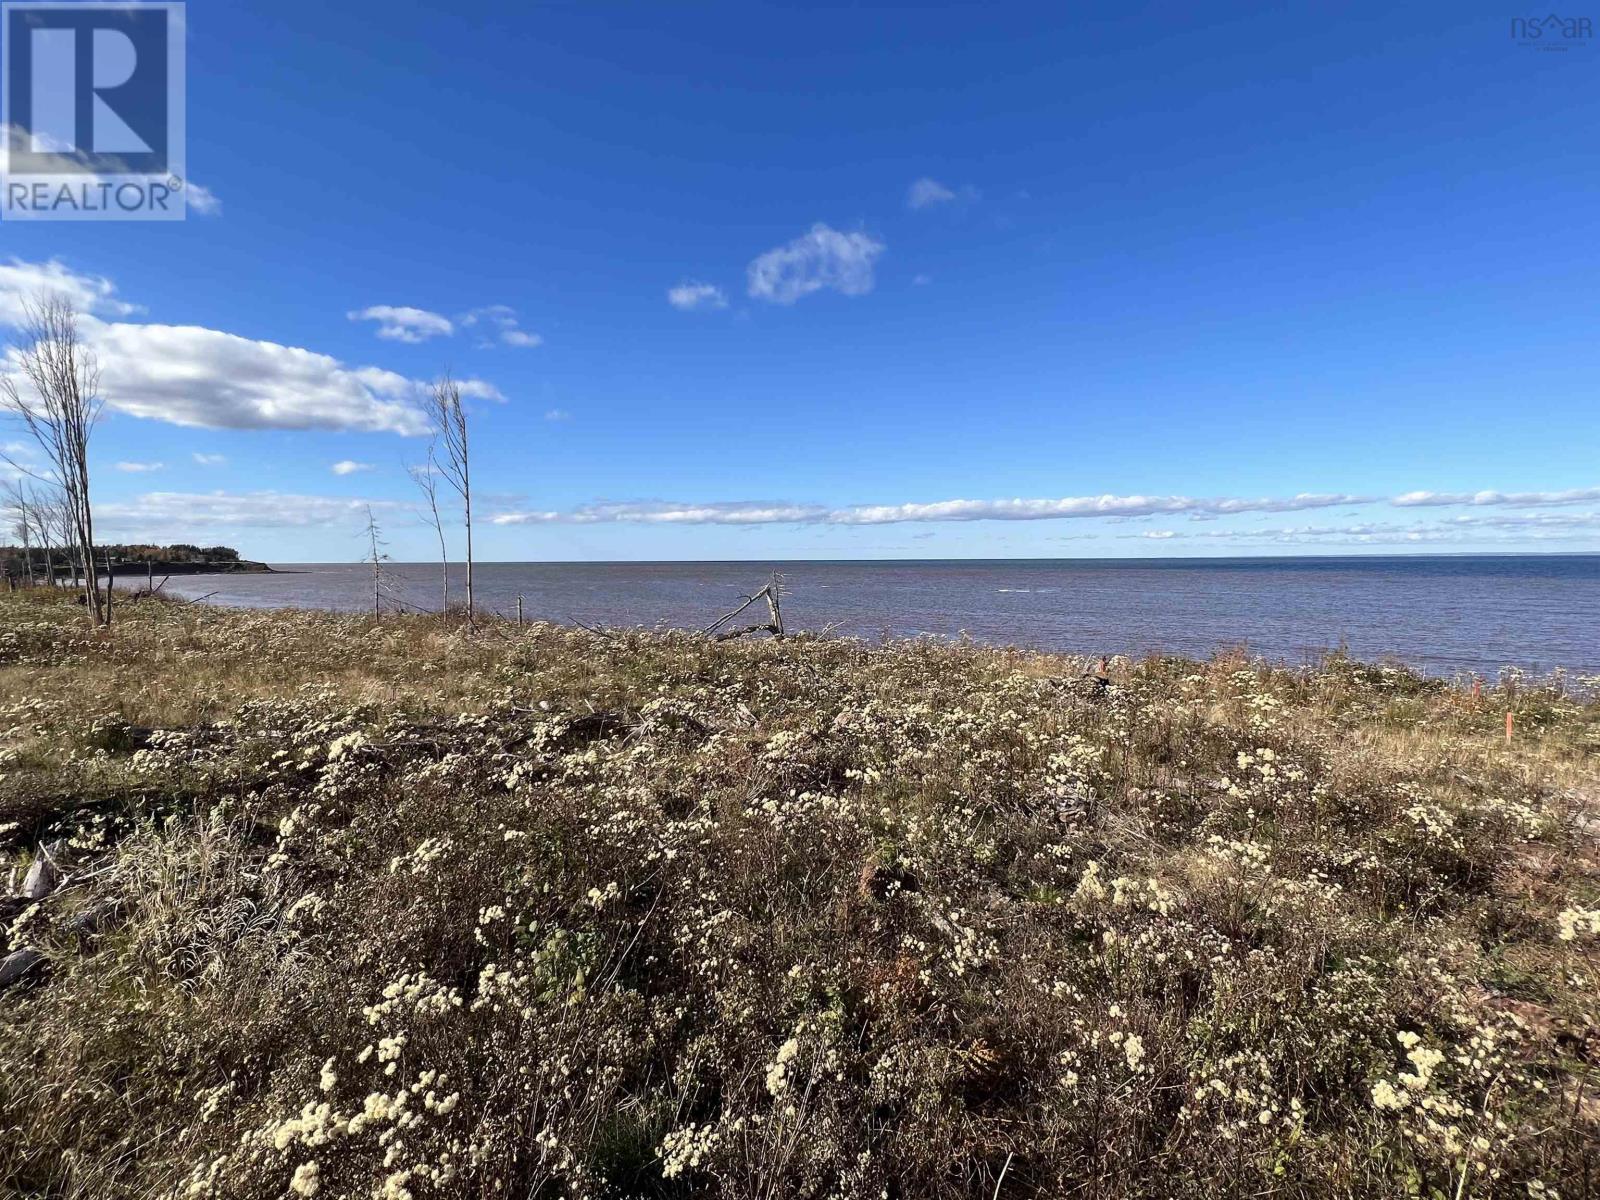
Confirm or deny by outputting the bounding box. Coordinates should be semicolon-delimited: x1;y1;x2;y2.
97;491;408;532
79;321;445;434
0;257;140;324
1;259;502;434
747;224;885;304
347;305;454;343
331;460;373;476
115;461;164;472
667;281;728;311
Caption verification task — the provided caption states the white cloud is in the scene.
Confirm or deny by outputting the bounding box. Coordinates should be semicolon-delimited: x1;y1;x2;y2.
1392;487;1600;508
114;461;164;472
906;177;956;209
97;490;408;532
492;484;1600;528
828;492;1370;525
1120;511;1600;546
347;303;541;348
1;259;502;434
331;460;374;476
491;492;1372;527
185;182;222;216
906;178;979;210
192;452;227;466
459;305;542;349
0;256;140;324
667;281;728;311
747;224;885;304
347;305;454;343
77;320;445;433
544;409;571;422
493;501;822;527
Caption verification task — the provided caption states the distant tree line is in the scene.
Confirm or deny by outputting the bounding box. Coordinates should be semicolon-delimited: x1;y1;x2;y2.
0;541;242;580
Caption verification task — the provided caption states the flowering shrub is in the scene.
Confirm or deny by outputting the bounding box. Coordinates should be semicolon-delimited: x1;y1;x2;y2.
0;590;1596;1198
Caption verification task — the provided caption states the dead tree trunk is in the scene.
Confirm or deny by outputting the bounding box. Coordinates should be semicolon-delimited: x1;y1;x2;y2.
704;573;787;641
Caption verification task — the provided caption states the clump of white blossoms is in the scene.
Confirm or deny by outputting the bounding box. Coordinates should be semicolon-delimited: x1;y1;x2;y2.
658;1123;721;1179
766;1037;802;1096
1557;904;1600;941
289;1160;320;1197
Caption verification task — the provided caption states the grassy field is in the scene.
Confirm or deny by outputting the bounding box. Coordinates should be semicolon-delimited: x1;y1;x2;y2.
1;588;1597;1199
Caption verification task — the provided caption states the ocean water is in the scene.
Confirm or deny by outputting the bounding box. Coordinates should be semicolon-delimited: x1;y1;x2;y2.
153;555;1600;678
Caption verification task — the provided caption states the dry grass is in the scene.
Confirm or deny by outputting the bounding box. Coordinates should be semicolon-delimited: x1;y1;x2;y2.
1;589;1597;1199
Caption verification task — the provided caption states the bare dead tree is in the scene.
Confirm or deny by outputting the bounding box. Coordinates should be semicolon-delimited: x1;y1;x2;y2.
41;491;73;587
4;479;37;586
704;572;788;641
0;295;106;624
362;505;391;619
426;374;474;629
407;448;449;613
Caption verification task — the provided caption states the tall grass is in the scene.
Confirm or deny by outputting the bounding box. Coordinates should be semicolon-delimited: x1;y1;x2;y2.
1;590;1596;1198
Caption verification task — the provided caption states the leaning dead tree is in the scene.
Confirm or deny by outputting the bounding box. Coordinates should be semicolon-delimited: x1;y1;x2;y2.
0;295;106;625
406;450;449;613
704;573;787;641
426;374;474;629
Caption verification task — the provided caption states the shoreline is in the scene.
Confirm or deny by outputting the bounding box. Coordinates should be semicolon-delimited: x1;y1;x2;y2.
128;583;1598;687
144;557;1600;682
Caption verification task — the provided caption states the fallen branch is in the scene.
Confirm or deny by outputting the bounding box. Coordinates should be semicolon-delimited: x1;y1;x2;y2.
704;573;787;641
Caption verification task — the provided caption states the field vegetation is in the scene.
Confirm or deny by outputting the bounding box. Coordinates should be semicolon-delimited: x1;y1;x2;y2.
0;589;1597;1199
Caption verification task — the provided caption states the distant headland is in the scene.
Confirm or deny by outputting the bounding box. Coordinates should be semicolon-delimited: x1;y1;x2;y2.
0;542;272;583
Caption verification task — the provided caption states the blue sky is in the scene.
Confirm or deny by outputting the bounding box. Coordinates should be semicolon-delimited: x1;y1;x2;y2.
3;1;1598;561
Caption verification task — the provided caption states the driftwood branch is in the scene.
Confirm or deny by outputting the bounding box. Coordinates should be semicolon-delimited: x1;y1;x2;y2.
705;573;787;641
